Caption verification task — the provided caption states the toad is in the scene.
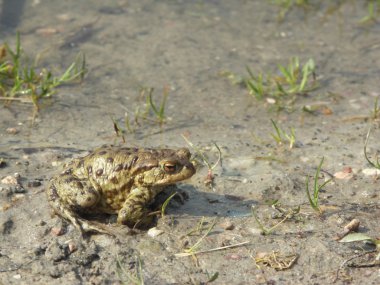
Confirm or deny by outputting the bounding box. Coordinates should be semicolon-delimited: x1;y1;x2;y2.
46;146;195;234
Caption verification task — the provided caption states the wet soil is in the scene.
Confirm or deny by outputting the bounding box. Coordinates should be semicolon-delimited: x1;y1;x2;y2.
1;1;380;284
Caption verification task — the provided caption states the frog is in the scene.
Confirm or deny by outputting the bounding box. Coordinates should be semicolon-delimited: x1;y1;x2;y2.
46;146;196;234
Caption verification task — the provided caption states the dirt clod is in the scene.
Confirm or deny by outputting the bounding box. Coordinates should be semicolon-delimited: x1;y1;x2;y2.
45;241;68;262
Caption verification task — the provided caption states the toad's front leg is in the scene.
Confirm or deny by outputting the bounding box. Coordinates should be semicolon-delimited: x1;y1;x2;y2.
117;186;162;227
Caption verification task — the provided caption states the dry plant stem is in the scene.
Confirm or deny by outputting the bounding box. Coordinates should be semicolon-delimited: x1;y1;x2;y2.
0;96;31;102
185;217;209;236
333;251;377;283
111;117;126;143
255;251;298;271
185;218;217;253
181;135;222;189
364;126;380;169
175;241;250;257
334;219;360;240
252;207;295;235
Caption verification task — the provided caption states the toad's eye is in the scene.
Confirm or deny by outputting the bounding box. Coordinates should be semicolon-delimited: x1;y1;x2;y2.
163;162;177;173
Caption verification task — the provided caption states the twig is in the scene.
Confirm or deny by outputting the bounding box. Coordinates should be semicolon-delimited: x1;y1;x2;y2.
175;241;250;257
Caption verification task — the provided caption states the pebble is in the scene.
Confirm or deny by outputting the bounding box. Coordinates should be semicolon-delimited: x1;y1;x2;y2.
28;180;42;187
51;226;65;236
36;27;59;36
1;175;18;185
6;127;18;134
147;227;164;238
226;254;242;260
14;185;26;193
56;14;72;21
300;156;310;163
220;221;234;230
334;167;354;180
68;241;78;253
362;168;380;176
12;194;25;201
249;227;263;236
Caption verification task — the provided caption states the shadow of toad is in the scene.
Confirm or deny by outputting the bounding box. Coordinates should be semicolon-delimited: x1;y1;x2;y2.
159;184;256;219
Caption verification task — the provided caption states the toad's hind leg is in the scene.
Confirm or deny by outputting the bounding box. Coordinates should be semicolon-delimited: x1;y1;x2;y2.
46;174;108;234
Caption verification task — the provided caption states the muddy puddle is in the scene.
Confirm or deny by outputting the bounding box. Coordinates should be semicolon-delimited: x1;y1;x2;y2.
1;1;380;284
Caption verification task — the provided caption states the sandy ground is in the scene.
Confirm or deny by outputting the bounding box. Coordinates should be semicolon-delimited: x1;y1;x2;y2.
1;1;380;284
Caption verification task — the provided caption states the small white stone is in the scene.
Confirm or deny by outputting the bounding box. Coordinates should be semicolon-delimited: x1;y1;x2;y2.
300;156;310;163
362;168;380;176
361;191;370;198
334;171;353;180
1;175;18;185
249;227;262;236
147;227;164;238
13;274;21;279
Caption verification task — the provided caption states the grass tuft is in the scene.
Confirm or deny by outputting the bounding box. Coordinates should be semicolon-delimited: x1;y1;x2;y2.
270;119;296;149
270;0;311;20
110;86;170;139
223;57;318;111
147;87;169;125
359;0;380;24
140;86;169;126
0;33;86;112
305;157;332;214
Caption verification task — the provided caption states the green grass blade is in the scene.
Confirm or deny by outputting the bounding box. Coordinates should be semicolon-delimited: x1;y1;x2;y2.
313;157;324;201
299;59;315;91
246;66;256;79
270;119;283;141
161;192;177;217
147;88;159;115
278;64;292;83
305;176;316;209
364;127;380;169
158;88;168;119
